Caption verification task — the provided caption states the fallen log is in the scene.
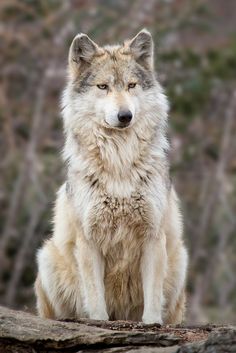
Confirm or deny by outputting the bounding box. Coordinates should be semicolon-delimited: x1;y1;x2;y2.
0;306;235;352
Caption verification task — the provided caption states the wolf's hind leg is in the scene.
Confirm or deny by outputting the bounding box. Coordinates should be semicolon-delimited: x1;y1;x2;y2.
166;288;186;324
35;275;55;319
164;244;188;324
36;241;83;319
163;187;188;324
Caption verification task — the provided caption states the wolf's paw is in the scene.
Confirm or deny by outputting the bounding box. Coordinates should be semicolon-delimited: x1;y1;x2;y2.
142;313;163;325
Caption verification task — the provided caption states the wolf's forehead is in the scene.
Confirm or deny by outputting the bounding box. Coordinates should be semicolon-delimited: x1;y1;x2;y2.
93;55;137;84
74;47;155;92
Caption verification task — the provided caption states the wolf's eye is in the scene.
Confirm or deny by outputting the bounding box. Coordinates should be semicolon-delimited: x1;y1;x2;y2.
97;84;108;90
128;83;137;89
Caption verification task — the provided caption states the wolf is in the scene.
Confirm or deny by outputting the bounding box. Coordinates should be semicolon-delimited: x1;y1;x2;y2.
35;29;188;324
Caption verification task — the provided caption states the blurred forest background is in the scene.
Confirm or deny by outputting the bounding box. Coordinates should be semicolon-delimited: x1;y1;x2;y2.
0;0;236;324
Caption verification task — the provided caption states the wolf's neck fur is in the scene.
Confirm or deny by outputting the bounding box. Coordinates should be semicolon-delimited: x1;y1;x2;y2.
63;119;169;196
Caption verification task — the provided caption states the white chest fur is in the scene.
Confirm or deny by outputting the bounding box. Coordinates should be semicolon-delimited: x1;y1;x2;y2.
68;175;163;256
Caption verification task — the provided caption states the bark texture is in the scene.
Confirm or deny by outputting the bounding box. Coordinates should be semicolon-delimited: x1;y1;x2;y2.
0;306;235;353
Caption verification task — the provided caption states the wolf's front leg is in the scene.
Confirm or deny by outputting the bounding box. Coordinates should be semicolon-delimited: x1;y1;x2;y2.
141;234;167;324
74;236;109;320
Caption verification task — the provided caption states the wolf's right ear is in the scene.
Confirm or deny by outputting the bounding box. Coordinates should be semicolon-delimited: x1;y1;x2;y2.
68;33;102;76
128;29;154;70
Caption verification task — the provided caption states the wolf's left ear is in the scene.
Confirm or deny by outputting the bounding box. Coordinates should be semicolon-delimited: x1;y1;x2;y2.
68;33;102;75
128;29;154;70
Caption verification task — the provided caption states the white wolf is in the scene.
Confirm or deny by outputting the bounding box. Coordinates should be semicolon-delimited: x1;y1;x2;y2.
35;29;188;324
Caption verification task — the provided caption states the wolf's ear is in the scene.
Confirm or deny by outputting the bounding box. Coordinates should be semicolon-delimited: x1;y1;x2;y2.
128;29;154;70
68;33;102;75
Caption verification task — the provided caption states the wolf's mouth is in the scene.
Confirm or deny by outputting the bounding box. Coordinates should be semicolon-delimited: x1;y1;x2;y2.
117;122;130;129
103;120;131;130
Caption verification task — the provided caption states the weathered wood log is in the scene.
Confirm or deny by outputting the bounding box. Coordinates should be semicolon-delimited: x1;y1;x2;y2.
0;306;235;352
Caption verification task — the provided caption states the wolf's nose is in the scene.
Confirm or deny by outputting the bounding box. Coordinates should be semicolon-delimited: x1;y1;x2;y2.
118;110;133;124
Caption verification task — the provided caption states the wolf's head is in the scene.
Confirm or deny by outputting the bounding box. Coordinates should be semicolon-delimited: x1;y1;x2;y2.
63;30;168;133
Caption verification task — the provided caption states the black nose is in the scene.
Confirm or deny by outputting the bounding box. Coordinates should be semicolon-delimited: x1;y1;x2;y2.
118;110;133;124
